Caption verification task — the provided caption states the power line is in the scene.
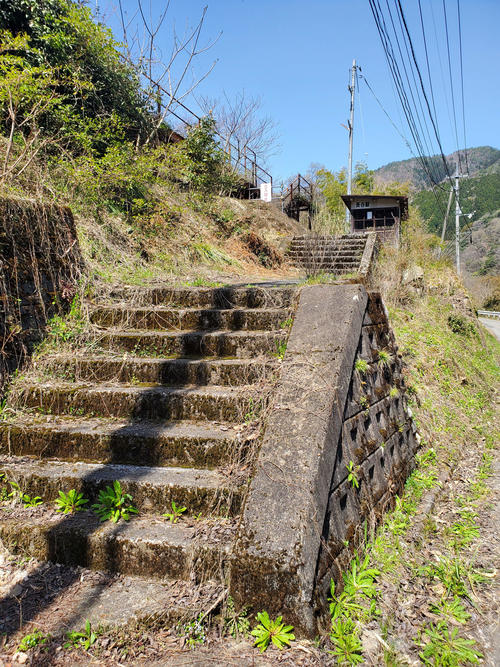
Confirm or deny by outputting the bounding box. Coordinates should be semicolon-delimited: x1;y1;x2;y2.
368;0;446;191
396;0;455;188
359;73;414;156
442;0;462;171
457;0;469;175
367;0;454;223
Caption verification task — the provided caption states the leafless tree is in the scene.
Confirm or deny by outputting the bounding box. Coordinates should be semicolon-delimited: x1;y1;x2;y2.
198;90;280;166
117;1;220;143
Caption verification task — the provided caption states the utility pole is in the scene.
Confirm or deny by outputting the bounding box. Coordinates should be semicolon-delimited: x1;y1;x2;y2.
346;59;357;231
455;162;461;275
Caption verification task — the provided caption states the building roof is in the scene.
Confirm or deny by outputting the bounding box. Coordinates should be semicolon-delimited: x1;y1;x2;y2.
341;194;408;218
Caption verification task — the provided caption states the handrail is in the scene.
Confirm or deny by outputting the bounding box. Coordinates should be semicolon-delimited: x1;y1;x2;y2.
283;173;313;205
137;69;272;189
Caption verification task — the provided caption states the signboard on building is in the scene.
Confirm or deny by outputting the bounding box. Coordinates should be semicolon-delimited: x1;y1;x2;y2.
260;182;272;202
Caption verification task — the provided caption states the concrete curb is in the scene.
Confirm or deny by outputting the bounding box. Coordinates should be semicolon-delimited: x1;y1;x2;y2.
230;283;368;634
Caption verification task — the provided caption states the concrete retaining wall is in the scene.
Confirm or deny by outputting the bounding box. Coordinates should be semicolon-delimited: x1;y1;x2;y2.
230;285;418;635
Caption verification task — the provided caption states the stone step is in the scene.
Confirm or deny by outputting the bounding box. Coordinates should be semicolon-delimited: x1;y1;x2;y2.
39;354;275;386
287;247;364;255
0;458;242;515
287;253;363;262
90;306;289;331
297;266;360;274
293;259;361;267
0;509;234;581
0;417;244;468
0;566;225;633
292;234;363;240
102;285;297;309
288;241;366;250
93;329;286;358
11;382;258;422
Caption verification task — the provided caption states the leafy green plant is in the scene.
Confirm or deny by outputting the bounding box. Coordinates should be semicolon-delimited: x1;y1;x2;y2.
224;595;250;638
329;617;364;665
378;349;391;367
346;461;359;489
389;386;399;398
355;358;369;374
273;339;287;361
18;629;50;652
178;614;206;649
280;317;293;329
429;597;470;624
64;620;98;651
163;501;186;523
55;489;89;514
419;556;487;599
21;494;43;507
419;622;482;665
91;481;137;523
251;611;295;652
447;314;477;337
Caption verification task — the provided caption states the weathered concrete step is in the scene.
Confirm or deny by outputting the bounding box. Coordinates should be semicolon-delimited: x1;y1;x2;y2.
90;306;289;331
0;510;234;580
294;260;361;268
287;252;363;260
0;563;225;633
12;382;258;422
0;458;242;514
40;355;275;386
94;329;286;358
288;255;363;263
14;511;234;579
295;263;361;271
0;417;244;468
103;285;297;309
288;242;366;250
292;234;364;240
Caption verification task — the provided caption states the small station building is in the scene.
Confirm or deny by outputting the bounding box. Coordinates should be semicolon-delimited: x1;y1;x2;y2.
341;194;408;245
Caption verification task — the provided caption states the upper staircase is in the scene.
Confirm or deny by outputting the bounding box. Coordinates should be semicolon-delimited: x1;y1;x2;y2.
287;234;369;274
0;284;297;629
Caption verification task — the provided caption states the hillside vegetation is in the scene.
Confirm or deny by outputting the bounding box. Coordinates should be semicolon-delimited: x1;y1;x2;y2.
0;0;300;288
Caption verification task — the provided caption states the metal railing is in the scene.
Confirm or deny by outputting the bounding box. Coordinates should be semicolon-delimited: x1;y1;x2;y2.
284;174;313;207
139;71;272;190
477;310;500;319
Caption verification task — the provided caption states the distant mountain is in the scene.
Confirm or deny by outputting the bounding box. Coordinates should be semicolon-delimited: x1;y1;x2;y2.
374;146;500;190
412;171;500;237
460;211;500;277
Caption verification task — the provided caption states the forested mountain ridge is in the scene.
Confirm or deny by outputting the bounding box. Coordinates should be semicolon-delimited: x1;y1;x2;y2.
373;145;500;190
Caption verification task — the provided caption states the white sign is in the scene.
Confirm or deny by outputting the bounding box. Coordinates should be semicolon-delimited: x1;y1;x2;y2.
260;182;272;202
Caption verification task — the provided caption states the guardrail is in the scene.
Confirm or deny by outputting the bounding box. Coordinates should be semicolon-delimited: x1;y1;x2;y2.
477;310;500;319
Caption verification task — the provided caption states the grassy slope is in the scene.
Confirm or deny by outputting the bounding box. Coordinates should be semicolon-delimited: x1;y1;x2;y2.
326;239;500;664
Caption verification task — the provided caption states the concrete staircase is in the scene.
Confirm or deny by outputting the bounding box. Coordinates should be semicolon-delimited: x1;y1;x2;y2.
0;285;297;628
287;234;368;274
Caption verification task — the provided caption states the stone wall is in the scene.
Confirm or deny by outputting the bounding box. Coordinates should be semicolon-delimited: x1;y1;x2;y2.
313;292;419;621
230;285;419;635
0;198;82;393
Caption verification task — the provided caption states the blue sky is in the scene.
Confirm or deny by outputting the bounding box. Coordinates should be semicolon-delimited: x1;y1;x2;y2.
98;0;500;184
